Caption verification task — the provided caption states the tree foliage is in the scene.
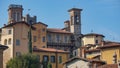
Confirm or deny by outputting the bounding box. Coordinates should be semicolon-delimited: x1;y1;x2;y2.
42;61;52;68
6;53;40;68
47;62;52;68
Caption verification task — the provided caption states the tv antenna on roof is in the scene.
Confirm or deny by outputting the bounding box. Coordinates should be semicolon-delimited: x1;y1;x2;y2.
91;29;93;33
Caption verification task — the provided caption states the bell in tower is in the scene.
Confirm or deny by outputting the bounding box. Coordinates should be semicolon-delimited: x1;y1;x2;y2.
8;4;23;24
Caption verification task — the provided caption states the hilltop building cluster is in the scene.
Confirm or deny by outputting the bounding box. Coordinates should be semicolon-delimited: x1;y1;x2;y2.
0;4;120;68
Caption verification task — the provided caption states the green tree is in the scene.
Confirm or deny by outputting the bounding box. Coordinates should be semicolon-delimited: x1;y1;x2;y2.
42;61;52;68
6;54;40;68
28;23;32;53
47;62;52;68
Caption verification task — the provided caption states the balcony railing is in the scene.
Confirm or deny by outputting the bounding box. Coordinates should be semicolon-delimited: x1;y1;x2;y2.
47;42;74;47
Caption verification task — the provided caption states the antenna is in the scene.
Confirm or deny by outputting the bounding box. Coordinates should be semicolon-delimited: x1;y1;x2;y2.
91;29;93;33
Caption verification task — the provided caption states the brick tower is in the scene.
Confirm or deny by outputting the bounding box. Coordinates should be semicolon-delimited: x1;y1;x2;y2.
8;4;23;24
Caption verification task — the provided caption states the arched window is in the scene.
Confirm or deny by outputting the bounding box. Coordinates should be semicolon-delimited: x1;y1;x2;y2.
4;39;7;45
8;38;11;45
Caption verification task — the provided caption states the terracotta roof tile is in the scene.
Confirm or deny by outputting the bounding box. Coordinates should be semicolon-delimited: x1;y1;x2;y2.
33;22;48;26
85;49;100;53
99;44;120;49
63;56;105;64
47;28;72;34
2;21;36;29
97;64;118;68
104;41;120;45
84;33;105;37
33;48;69;53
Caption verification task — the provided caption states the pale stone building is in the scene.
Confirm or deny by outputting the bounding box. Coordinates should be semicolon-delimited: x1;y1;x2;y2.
1;21;35;68
63;57;105;68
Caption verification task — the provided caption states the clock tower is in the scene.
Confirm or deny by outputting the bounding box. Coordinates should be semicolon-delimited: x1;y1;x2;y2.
68;8;83;57
68;8;82;48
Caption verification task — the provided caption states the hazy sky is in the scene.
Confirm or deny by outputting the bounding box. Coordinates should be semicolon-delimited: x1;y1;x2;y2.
0;0;120;42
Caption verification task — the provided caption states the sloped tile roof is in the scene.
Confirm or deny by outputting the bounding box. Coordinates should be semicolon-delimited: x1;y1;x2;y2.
33;48;69;53
2;21;36;29
47;28;72;34
63;56;105;64
85;49;100;53
99;44;120;49
84;33;105;37
97;64;118;68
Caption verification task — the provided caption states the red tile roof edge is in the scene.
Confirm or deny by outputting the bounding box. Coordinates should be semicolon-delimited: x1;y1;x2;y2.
85;49;100;53
99;44;120;49
2;21;36;29
84;33;105;37
62;56;105;65
47;28;72;34
33;48;69;53
97;64;118;68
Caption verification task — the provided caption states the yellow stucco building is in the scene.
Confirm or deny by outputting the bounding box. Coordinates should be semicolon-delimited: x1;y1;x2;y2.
82;33;104;46
33;47;69;68
79;33;105;59
100;41;120;64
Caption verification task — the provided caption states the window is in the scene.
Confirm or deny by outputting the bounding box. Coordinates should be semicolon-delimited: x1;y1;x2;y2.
64;36;67;43
74;51;77;56
33;46;37;49
42;36;46;42
51;56;55;63
16;52;21;57
95;40;98;44
42;46;45;48
43;55;49;62
48;34;51;42
96;35;98;38
17;12;20;21
16;39;20;46
58;56;62;63
75;15;79;24
8;30;12;34
56;34;60;42
33;36;37;42
13;12;16;21
4;39;7;45
42;28;45;32
71;16;74;25
8;38;11;45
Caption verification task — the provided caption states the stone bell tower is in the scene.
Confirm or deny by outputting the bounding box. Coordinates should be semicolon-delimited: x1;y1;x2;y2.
68;8;82;48
8;4;23;24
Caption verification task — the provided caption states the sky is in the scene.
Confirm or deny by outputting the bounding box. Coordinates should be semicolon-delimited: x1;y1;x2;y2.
0;0;120;42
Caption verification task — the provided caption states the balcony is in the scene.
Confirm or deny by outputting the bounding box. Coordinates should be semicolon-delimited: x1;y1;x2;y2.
47;42;74;47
